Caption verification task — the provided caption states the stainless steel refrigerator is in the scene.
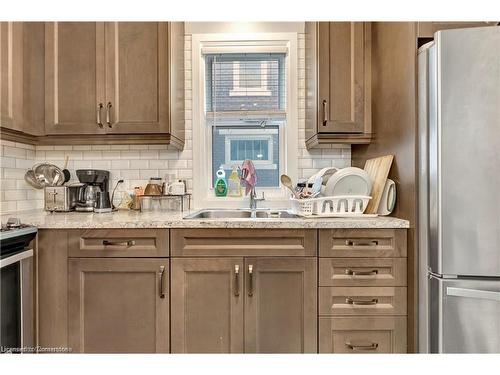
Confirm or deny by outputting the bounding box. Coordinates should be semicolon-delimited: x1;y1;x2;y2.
418;26;500;353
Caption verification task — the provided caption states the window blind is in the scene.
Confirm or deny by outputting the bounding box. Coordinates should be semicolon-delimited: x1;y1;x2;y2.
205;53;286;118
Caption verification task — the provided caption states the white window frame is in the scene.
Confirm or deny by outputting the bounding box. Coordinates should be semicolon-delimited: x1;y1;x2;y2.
192;33;298;209
223;132;276;169
229;61;272;97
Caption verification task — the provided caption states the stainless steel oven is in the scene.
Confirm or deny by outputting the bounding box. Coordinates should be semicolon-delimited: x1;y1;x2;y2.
0;219;37;354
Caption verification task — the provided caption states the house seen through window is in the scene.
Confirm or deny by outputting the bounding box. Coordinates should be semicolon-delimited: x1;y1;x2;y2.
204;53;286;188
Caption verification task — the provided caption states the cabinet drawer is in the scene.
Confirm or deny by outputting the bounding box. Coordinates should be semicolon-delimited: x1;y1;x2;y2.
319;229;406;257
171;229;317;257
68;229;169;257
319;287;407;316
319;317;407;353
319;258;407;287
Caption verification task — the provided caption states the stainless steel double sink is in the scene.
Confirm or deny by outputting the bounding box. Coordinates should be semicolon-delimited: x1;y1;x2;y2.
183;209;298;219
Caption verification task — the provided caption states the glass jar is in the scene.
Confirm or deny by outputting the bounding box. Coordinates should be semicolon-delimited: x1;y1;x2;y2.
144;177;163;195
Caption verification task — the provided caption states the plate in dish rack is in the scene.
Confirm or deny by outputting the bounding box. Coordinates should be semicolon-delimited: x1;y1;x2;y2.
324;167;372;197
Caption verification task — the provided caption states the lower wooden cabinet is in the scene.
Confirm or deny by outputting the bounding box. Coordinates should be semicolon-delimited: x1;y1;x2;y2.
171;257;317;353
68;258;169;353
170;258;244;353
319;316;407;353
244;257;317;353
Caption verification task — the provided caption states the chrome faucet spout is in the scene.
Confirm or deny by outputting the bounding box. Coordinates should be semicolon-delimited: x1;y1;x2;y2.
249;187;265;212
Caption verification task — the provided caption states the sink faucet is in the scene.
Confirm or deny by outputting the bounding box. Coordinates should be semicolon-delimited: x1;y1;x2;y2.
249;187;265;212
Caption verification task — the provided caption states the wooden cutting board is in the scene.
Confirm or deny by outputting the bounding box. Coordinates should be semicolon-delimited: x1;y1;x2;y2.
364;155;394;214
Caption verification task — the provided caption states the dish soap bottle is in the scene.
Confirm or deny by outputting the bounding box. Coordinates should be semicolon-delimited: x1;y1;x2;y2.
227;165;242;197
214;166;228;197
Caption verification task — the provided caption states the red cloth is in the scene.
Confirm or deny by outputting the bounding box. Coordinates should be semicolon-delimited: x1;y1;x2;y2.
240;160;257;196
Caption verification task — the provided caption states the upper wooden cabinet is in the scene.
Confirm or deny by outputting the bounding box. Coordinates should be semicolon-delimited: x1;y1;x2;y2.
45;22;105;135
0;22;44;139
43;22;184;147
305;22;371;148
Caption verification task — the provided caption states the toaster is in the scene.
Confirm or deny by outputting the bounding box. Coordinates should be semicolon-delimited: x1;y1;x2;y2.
44;186;79;212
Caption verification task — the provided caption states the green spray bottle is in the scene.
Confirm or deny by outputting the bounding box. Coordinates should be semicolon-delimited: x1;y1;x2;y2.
214;166;228;197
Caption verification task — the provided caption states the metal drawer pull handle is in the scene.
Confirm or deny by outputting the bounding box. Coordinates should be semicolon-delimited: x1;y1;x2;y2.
345;269;378;276
322;99;328;126
234;265;240;297
345;342;378;351
346;297;379;305
102;240;136;247
248;264;253;297
346;240;379;246
159;266;166;299
106;102;113;128
97;103;103;128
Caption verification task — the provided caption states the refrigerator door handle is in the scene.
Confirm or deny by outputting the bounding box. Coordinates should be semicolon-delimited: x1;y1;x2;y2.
447;287;500;302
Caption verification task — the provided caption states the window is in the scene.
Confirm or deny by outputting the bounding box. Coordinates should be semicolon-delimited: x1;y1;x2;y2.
230;61;271;96
205;53;286;188
192;32;298;208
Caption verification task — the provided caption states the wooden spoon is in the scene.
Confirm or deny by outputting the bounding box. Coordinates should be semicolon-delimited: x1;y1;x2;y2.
280;174;300;199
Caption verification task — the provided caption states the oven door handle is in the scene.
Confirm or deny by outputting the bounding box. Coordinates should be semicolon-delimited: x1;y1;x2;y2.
0;249;34;269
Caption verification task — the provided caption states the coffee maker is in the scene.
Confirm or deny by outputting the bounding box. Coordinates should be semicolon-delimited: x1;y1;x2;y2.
75;169;110;212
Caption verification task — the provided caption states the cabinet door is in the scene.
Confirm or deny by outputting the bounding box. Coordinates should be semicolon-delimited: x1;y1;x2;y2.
45;22;106;135
318;22;370;134
68;258;169;353
104;22;169;134
171;258;244;353
0;22;23;131
244;257;317;353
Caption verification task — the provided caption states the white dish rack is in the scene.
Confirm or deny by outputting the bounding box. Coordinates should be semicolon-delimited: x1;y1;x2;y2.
290;195;373;217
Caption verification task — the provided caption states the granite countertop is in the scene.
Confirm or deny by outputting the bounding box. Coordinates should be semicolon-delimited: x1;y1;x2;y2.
2;209;410;229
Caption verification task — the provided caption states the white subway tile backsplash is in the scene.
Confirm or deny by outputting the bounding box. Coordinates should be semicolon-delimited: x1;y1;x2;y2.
120;151;141;160
73;145;92;150
83;151;102;160
312;159;333;168
3;146;26;159
139;150;159;160
15;158;33;169
91;160;112;170
140;169;159;179
3;168;25;180
129;160;148;169
110;145;130;150
111;160;130;169
3;190;27;201
102;151;121;159
0;157;16;169
149;160;169;169
0;180;17;190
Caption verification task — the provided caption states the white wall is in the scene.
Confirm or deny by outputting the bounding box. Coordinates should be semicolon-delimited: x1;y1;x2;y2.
0;26;351;214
